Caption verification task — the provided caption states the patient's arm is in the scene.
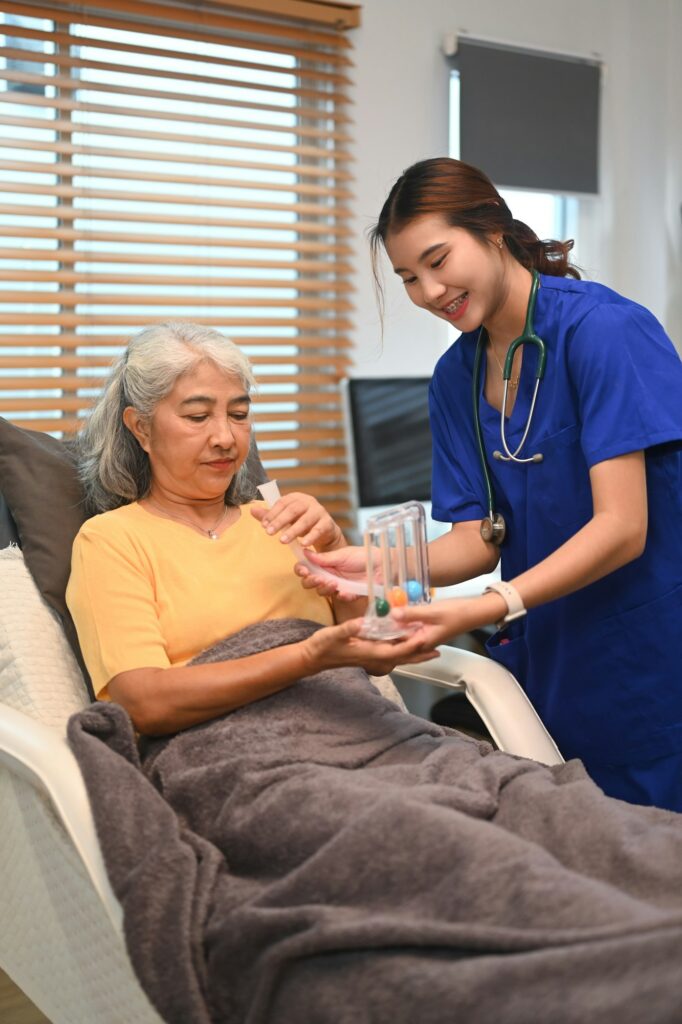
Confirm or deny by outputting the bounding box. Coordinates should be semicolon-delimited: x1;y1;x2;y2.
392;452;648;646
108;619;438;736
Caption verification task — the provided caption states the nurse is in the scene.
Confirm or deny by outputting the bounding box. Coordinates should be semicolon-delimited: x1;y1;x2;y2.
293;157;682;811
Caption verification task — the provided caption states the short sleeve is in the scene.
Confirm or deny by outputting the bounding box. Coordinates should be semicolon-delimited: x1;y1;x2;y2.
66;524;170;697
429;375;487;523
569;302;682;468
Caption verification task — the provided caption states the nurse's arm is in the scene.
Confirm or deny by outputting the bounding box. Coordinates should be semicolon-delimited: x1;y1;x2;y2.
510;449;648;606
427;520;500;586
391;451;647;644
296;519;499;595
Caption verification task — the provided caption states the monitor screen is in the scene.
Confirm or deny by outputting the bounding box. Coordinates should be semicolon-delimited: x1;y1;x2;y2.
345;377;432;507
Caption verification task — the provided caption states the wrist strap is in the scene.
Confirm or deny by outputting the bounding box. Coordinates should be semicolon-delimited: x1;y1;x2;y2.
484;581;526;629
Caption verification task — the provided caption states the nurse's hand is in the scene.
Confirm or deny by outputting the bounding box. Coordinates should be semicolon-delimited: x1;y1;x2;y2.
295;545;371;601
391;597;489;649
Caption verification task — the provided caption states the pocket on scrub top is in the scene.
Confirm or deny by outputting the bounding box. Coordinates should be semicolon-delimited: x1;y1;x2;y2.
566;582;682;761
485;627;529;687
528;423;592;536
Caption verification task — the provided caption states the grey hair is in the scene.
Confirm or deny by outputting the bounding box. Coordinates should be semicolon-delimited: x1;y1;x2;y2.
76;320;258;514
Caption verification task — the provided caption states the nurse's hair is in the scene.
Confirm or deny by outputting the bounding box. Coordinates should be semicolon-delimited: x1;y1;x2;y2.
75;320;258;515
371;157;580;311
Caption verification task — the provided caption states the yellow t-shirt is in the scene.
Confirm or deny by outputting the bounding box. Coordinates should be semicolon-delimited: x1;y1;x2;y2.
66;501;334;698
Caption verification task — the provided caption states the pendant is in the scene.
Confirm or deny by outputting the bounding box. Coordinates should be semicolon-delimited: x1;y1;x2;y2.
208;530;219;541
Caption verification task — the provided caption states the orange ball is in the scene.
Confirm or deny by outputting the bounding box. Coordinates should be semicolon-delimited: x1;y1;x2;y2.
388;586;408;607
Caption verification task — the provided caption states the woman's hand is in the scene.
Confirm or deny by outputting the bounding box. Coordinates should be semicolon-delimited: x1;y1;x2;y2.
303;617;440;676
251;492;344;552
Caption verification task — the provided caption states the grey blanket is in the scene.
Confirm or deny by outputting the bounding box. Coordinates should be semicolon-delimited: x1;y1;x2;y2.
68;619;682;1024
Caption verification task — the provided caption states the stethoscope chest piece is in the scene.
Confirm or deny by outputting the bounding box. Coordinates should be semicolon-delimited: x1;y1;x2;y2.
480;512;506;546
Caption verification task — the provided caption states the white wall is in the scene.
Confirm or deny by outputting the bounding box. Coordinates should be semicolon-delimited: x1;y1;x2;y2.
350;0;682;376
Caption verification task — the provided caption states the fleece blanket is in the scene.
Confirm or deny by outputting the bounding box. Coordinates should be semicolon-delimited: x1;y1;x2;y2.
68;619;682;1024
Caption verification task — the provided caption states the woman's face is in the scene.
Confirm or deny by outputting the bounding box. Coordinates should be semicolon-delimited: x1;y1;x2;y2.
385;214;507;333
127;360;252;502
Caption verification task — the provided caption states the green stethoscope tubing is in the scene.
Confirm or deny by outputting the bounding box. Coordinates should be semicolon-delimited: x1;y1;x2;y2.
473;270;547;546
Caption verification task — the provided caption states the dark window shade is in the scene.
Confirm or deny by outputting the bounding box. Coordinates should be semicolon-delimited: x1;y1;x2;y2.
453;38;600;194
345;378;432;507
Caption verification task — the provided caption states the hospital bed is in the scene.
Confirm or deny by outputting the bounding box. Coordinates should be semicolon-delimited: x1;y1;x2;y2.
0;420;562;1023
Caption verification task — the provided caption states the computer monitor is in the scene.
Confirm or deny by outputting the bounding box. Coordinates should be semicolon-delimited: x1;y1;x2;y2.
342;377;432;508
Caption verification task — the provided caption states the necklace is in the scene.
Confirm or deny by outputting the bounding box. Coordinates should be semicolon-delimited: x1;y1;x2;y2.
145;499;229;541
489;340;520;389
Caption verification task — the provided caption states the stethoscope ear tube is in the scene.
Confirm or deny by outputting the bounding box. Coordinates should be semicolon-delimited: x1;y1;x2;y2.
497;377;543;463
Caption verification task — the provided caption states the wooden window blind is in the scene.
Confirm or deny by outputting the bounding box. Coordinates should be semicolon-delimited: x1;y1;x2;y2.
0;0;355;526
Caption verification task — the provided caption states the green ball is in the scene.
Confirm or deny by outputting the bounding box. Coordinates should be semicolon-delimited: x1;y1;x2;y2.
374;597;391;617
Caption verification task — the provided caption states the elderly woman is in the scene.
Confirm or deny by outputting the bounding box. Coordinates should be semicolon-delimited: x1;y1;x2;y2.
65;320;434;734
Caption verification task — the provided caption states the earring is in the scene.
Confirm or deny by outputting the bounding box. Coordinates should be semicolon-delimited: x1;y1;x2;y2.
496;237;503;249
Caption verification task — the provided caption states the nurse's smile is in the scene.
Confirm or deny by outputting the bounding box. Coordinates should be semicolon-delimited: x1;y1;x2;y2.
440;291;470;320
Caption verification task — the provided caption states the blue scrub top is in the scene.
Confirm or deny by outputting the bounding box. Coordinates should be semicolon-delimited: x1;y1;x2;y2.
430;275;682;767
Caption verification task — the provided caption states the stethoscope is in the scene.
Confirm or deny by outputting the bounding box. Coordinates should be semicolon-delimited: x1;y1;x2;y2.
473;270;547;546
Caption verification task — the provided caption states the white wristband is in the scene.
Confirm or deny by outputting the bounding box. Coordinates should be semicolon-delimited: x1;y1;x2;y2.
484;581;526;629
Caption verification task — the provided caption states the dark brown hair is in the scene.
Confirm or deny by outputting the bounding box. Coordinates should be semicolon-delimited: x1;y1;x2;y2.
370;157;580;310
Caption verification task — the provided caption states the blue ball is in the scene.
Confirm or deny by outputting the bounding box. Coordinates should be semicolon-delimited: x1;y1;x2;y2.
406;579;422;602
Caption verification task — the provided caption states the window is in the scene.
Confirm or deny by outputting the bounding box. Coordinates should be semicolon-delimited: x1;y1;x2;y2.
449;70;580;261
0;0;356;527
496;188;579;264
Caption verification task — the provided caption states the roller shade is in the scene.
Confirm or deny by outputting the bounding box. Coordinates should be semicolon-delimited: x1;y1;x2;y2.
0;0;356;525
452;37;600;194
